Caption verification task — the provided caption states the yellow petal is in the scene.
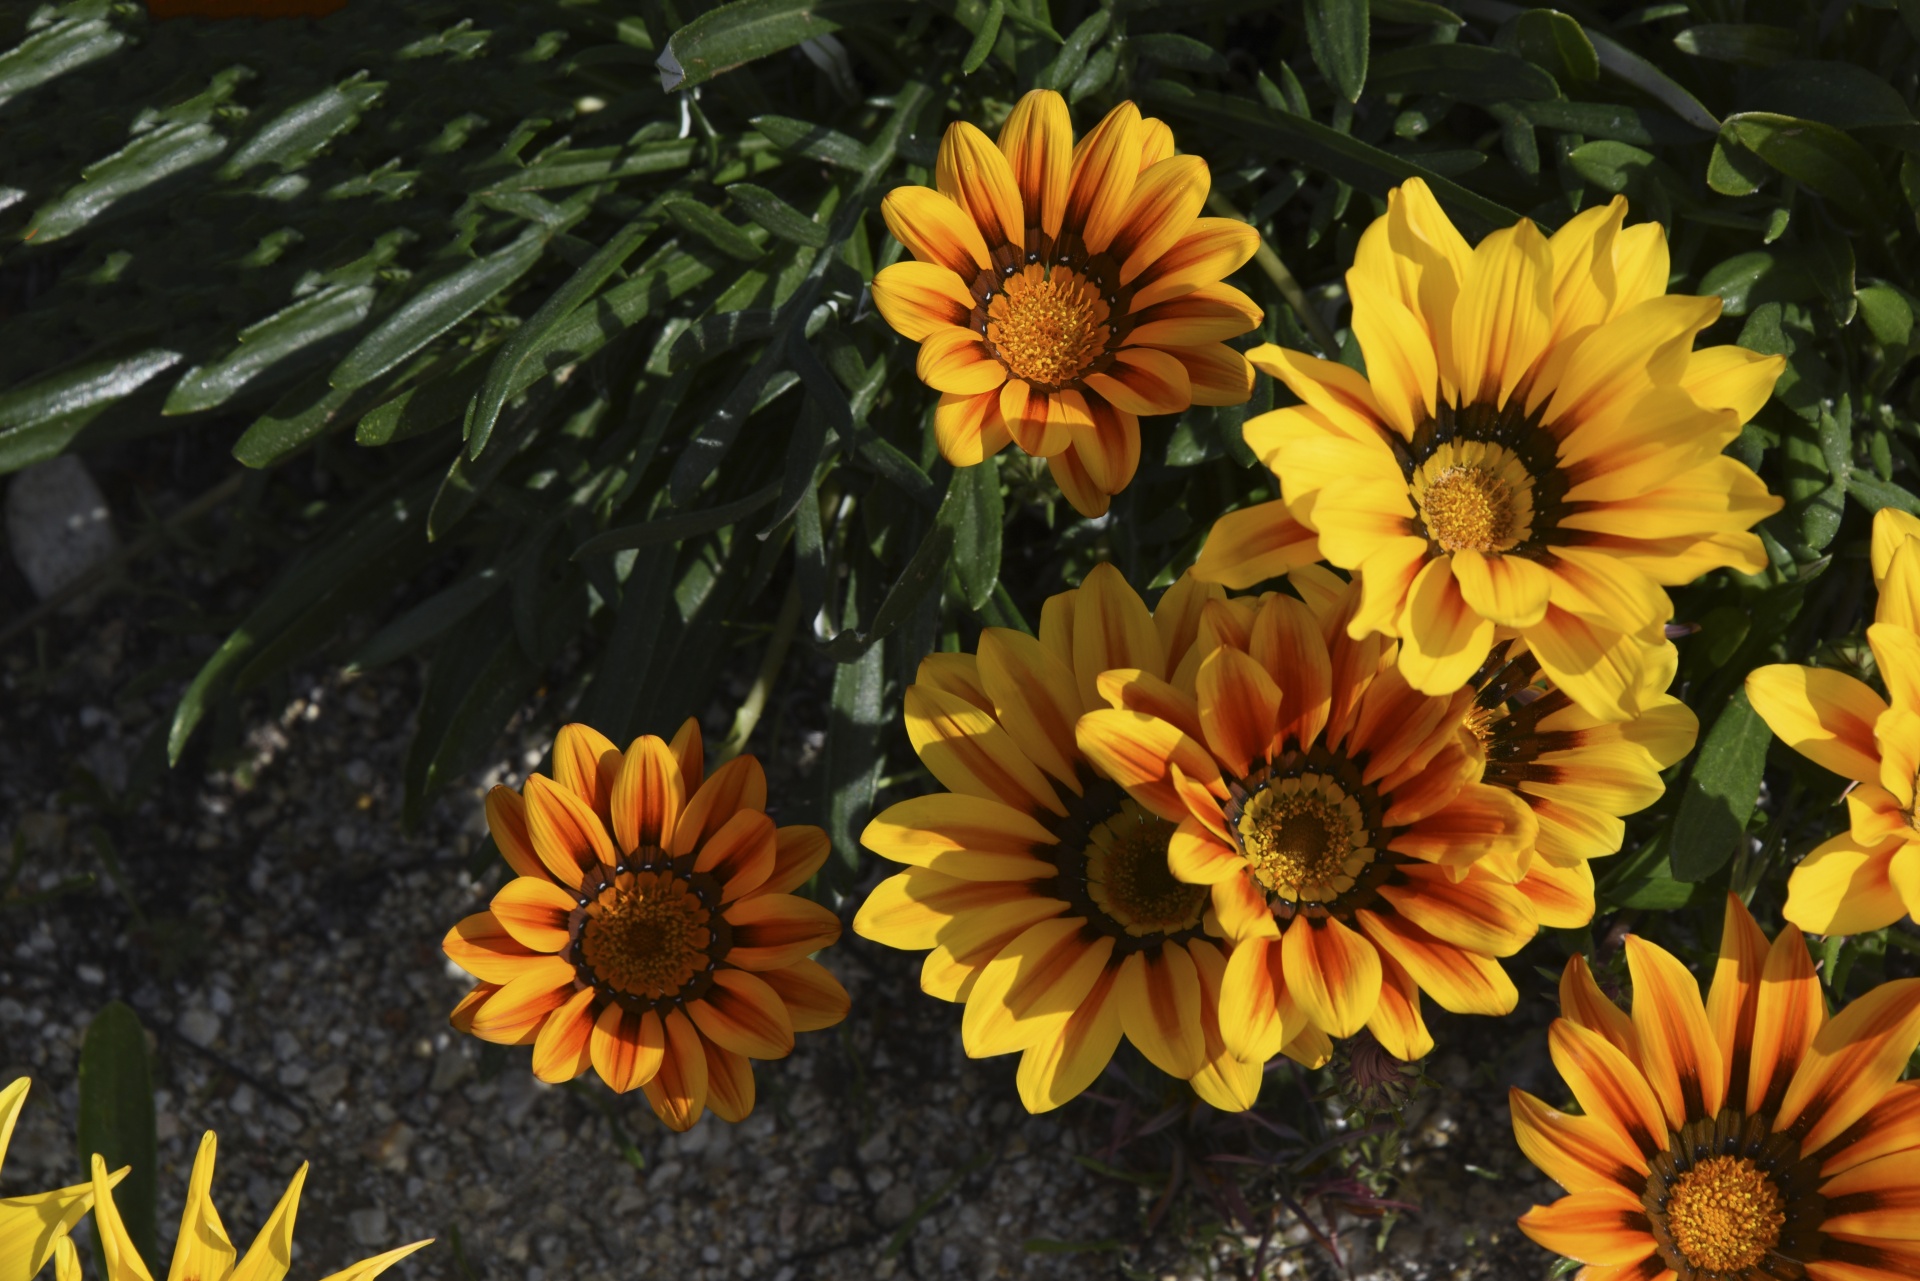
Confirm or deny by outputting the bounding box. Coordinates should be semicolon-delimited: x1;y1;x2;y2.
936;120;1023;252
166;1133;235;1281
1747;664;1887;785
996;89;1070;240
1449;218;1552;410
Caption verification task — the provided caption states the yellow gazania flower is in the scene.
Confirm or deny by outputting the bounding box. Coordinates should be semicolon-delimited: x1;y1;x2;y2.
1468;640;1697;928
1192;179;1783;722
1076;569;1539;1063
1;1077;129;1281
1747;509;1920;935
871;88;1260;517
1512;895;1920;1281
853;565;1300;1113
76;1132;429;1281
443;721;848;1132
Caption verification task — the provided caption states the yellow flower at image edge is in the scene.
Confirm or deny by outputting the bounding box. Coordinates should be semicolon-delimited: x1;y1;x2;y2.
69;1130;428;1281
1193;179;1783;722
872;88;1262;517
444;721;849;1131
1;1078;128;1281
1748;508;1920;935
1077;571;1544;1062
853;566;1286;1115
1512;896;1920;1281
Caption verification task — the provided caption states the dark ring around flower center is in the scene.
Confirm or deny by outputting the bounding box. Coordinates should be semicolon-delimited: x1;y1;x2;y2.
566;850;733;1014
1222;746;1399;920
967;232;1136;393
1389;399;1570;559
1041;771;1208;954
1643;1110;1826;1281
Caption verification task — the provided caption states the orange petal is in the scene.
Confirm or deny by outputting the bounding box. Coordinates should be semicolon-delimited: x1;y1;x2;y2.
1816;1080;1920;1177
1191;502;1322;591
872;260;976;342
610;734;683;855
760;824;830;897
524;774;617;889
997;89;1070;240
1624;934;1724;1130
1250;592;1332;752
1368;948;1433;1061
1083;346;1191;416
860;795;1056;882
936;120;1023;252
669;717;704;789
1746;922;1825;1117
1510;1088;1648;1196
551;723;620;823
904;683;1064;815
1705;893;1769;1112
1095;667;1204;745
1745;664;1887;785
757;957;850;1033
1110;155;1208;286
672;755;768;855
1449;218;1553;410
961;917;1115;1057
1547;1017;1669;1159
687;968;795;1060
1075;708;1224;825
642;1008;710;1132
488;876;577;953
1066;101;1143;252
590;1004;664;1093
978;626;1084;786
692;809;778;901
1355;909;1517;1016
701;1040;757;1123
919;326;1008;395
1129;217;1259;312
1014;966;1124;1113
469;956;577;1044
880;185;990;279
530;987;597;1083
1196;646;1281;778
1775;977;1920;1152
1218;934;1288;1063
1279;915;1381;1039
484;785;545;880
934;391;1012;467
726;893;843;971
1071;563;1166;706
1515;1187;1655;1266
1115;944;1206;1079
1376;866;1538;957
443;911;544;983
1560;955;1636;1059
1396;555;1496;696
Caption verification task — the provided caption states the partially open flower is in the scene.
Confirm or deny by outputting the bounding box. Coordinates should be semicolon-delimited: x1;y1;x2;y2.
1747;508;1920;935
444;722;848;1131
1076;570;1539;1064
1512;895;1920;1281
872;89;1260;517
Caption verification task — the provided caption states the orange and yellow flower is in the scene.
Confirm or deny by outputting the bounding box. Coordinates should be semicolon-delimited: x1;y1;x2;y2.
854;565;1293;1113
1468;640;1697;929
1076;570;1539;1063
1512;895;1920;1281
872;89;1260;517
1747;508;1920;935
444;722;848;1131
1193;180;1782;722
76;1128;428;1281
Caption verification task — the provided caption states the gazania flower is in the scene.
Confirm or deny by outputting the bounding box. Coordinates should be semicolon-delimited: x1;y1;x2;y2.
77;1131;429;1281
444;721;848;1131
1512;895;1920;1281
1747;509;1920;935
1468;640;1697;928
2;1077;128;1281
1192;180;1782;721
1077;572;1539;1063
872;89;1260;517
853;565;1299;1113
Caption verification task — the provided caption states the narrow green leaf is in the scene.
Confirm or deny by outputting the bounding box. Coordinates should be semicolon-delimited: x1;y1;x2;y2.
960;0;1003;74
1748;61;1913;130
1670;690;1769;882
480;140;706;192
1370;43;1556;101
220;73;384;178
822;629;885;877
1850;472;1920;516
662;198;764;262
78;1003;157;1268
937;461;1002;611
1585;27;1718;132
574;483;782;558
1368;0;1462;23
1512;9;1598;83
331;229;548;391
348;567;505;671
1128;32;1224;73
658;0;901;92
670;309;780;373
406;602;545;822
1305;0;1369;102
468;219;653;458
27;122;229;243
1521;100;1696;146
232;369;370;469
1673;23;1798;67
751;114;867;170
0;350;182;435
1037;10;1109;94
823;524;955;661
0;17;127;111
166;285;375;417
726;183;830;248
1721;113;1896;225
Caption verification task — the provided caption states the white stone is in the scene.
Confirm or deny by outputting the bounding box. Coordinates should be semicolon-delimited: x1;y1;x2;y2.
177;1006;221;1048
6;456;118;601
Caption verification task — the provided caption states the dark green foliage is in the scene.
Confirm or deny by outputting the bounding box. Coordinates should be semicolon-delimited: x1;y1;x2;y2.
2;0;1917;935
77;1002;157;1270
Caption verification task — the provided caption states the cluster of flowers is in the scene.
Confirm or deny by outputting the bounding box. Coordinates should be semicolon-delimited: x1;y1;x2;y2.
431;92;1920;1281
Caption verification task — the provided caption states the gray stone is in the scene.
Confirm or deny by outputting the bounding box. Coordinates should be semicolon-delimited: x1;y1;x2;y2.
176;1007;220;1048
346;1207;389;1247
6;456;118;602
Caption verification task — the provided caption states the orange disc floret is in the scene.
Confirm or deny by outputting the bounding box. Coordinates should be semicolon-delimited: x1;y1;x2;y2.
443;720;848;1131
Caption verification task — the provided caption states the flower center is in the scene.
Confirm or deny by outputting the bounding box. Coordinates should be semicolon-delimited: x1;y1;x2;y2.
578;869;712;1000
1083;800;1206;936
985;265;1111;388
1410;440;1536;554
1234;773;1376;903
1665;1155;1786;1273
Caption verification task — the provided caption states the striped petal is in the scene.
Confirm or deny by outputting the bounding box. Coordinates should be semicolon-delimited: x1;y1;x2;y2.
1547;1018;1669;1159
904;684;1063;815
590;1004;665;1093
936;120;1023;251
1775;978;1920;1152
1746;664;1887;785
687;968;795;1060
610;734;683;855
861;795;1057;881
551;723;620;822
881;185;990;279
1014;966;1123;1113
529;987;596;1083
872;260;976;342
1516;1188;1655;1266
1510;1088;1648;1196
961;916;1115;1057
997;89;1070;239
1280;914;1381;1039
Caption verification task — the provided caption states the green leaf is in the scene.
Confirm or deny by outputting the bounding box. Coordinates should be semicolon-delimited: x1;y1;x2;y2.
1585;27;1718;132
166;285;376;417
232;369;373;468
1521;100;1695;146
1858;284;1915;349
1305;0;1369;102
1673;23;1799;68
1851;471;1920;516
1369;0;1462;24
219;72;384;177
468;219;653;458
960;0;1004;74
331;229;548;391
1697;251;1815;317
574;483;782;558
1512;9;1598;84
78;1003;157;1269
751;114;867;171
1721;113;1896;225
662;197;764;262
1565;140;1655;193
1747;61;1913;130
0;17;127;111
1130;32;1227;74
1370;43;1558;102
725;183;830;248
1706;135;1770;197
658;0;900;92
823;524;956;662
937;461;1003;611
1037;10;1110;94
1147;83;1526;234
348;567;505;671
0;349;182;438
404;597;544;822
821;627;885;879
1669;689;1769;882
26;121;229;243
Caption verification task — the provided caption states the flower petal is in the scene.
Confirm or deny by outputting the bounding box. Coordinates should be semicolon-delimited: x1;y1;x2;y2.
610;733;684;855
997;89;1070;239
1110;154;1208;286
1396;555;1497;696
961;917;1115;1057
757;957;850;1033
881;185;990;279
726;893;843;970
489;876;578;953
1066;101;1143;253
904;684;1064;816
1280;914;1381;1039
529;987;596;1083
1747;664;1887;785
1548;1017;1669;1159
687;968;794;1060
1624;934;1725;1131
1746;922;1825;1117
872;260;977;342
524;773;616;889
1193;502;1321;591
1129;217;1258;312
1449;217;1552;410
1783;831;1912;937
590;1004;664;1093
919;326;1008;395
979;625;1085;786
1355;908;1518;1016
1014;966;1123;1113
934;392;1012;467
1084;346;1191;416
1510;1088;1648;1196
1451;550;1552;629
1516;1187;1655;1266
1775;977;1920;1152
692;808;777;902
1116;944;1206;1079
641;1008;709;1132
936;120;1023;251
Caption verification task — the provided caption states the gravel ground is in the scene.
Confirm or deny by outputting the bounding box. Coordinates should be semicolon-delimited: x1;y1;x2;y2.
1;462;1573;1281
